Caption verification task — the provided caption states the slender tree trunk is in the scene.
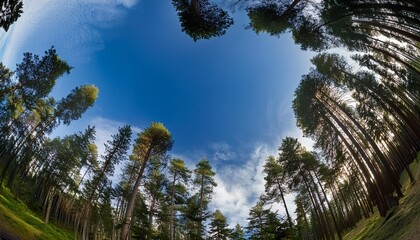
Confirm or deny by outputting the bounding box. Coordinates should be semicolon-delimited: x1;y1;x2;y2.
170;172;177;240
120;146;152;240
45;189;54;223
319;93;404;197
198;174;205;237
276;179;293;228
321;114;388;216
353;19;420;43
148;197;156;240
299;168;330;240
313;171;342;240
308;171;335;240
281;0;302;18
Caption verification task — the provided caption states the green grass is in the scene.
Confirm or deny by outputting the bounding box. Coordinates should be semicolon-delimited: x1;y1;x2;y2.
0;186;74;240
343;211;380;240
343;158;420;240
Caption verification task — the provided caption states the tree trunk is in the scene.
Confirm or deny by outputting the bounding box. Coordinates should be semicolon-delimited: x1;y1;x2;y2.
299;168;330;240
281;0;302;18
276;179;293;228
320;114;388;216
313;171;342;240
148;196;156;240
45;189;54;223
170;172;177;240
319;93;404;197
120;146;152;240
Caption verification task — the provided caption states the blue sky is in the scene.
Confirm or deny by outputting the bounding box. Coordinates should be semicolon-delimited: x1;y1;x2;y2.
0;0;315;227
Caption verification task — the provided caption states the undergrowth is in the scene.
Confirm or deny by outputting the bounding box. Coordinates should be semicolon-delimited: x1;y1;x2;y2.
0;186;73;240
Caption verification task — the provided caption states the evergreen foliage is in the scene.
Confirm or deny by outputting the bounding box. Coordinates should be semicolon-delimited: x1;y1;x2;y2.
172;0;233;41
0;0;23;31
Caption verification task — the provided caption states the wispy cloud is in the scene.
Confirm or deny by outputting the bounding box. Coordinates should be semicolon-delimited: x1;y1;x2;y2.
210;142;237;161
209;112;313;228
0;0;139;67
211;143;290;227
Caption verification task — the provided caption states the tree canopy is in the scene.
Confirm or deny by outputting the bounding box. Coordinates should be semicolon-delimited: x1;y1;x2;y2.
172;0;234;41
0;0;23;31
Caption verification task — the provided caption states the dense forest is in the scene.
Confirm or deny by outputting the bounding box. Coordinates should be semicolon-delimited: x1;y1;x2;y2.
0;0;419;239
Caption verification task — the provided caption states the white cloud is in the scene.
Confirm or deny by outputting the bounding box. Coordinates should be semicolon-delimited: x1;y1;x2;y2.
0;0;139;67
116;0;137;8
210;143;298;227
210;142;237;161
210;95;312;227
171;143;276;227
190;96;314;228
209;125;313;228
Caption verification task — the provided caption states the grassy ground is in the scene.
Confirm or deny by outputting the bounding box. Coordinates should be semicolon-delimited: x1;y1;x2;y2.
343;157;420;240
0;186;73;240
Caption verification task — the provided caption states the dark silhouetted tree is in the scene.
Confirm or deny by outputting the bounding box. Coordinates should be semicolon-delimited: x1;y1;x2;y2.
0;0;23;31
172;0;233;41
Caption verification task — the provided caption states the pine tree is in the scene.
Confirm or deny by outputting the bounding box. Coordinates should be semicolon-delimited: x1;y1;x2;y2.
79;125;132;240
193;158;217;238
208;210;232;240
120;122;173;240
230;223;245;240
172;0;233;41
168;158;191;240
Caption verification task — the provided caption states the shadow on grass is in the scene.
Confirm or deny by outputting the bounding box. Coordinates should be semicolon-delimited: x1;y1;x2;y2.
0;186;73;240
